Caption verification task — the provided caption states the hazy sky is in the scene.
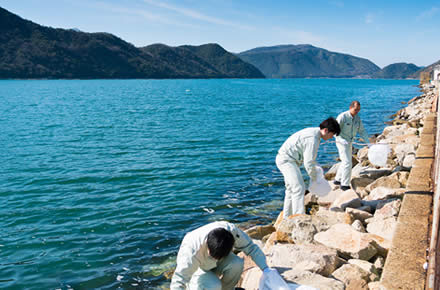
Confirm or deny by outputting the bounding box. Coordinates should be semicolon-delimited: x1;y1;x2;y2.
1;0;439;68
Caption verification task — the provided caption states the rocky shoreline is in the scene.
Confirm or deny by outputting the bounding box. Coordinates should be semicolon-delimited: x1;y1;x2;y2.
239;84;437;289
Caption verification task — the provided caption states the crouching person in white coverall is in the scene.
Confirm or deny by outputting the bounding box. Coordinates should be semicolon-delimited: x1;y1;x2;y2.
334;101;370;191
276;117;341;218
170;221;268;290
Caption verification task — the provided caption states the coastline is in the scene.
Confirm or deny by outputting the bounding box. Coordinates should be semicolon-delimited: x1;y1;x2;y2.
239;83;436;289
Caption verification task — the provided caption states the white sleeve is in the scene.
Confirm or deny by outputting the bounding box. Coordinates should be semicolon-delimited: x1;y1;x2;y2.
170;243;200;290
303;138;319;182
230;225;268;270
358;119;369;143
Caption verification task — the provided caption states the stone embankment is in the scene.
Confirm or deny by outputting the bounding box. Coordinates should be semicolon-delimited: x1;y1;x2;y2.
239;84;437;289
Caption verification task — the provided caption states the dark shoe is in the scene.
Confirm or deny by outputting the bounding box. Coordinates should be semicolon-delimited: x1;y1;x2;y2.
333;180;341;185
341;185;350;191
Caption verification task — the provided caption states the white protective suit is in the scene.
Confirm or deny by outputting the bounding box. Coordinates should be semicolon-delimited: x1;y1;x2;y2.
276;127;320;217
335;110;369;187
170;221;268;290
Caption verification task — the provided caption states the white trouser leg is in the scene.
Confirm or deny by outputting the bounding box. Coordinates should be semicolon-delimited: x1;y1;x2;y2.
188;253;244;290
335;141;352;187
276;158;305;217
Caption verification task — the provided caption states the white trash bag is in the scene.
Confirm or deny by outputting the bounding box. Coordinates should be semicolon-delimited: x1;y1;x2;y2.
259;268;290;290
368;143;391;167
308;166;331;197
259;268;317;290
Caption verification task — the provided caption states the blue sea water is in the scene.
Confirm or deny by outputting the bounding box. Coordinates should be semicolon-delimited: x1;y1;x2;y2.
0;79;419;289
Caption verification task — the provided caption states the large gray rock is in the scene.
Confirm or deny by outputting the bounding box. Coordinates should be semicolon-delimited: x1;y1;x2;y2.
314;224;378;260
364;171;409;193
315;208;354;225
351;165;392;180
348;259;380;281
239;267;261;290
317;189;343;207
266;243;341;276
374;199;401;219
402;154;416;168
282;270;345;290
331;264;370;289
364;187;405;201
366;216;397;240
346;208;373;223
351;177;375;193
393;143;416;163
351;220;366;233
330;189;362;211
276;215;330;244
245;224;275;240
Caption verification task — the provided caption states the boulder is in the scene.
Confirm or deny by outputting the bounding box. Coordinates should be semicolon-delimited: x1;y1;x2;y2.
317;189;343;207
266;243;341;276
345;208;373;223
368;281;386;290
374;199;401;219
402;154;416;168
351;165;392;180
314;224;378;260
366;217;397;240
348;259;380;281
282;270;345;290
364;186;405;201
239;266;261;290
325;163;340;180
331;264;370;289
352;220;366;233
330;189;362;211
364;171;408;193
393;143;416;163
357;147;369;161
366;234;391;258
276;214;330;244
245;225;276;240
315;208;354;225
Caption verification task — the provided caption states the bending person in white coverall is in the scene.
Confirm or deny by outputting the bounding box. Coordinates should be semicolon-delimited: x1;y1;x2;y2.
334;101;370;191
276;117;341;218
170;221;269;290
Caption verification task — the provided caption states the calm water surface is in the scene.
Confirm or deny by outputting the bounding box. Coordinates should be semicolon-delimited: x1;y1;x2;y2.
0;79;419;289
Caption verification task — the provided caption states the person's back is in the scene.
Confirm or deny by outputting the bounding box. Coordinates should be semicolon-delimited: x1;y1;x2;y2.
171;221;268;290
277;127;321;165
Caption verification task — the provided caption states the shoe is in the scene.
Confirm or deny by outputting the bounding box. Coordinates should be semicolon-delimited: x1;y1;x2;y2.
341;185;350;191
333;180;341;185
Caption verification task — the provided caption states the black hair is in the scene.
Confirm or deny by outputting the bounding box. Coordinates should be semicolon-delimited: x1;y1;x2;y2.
207;228;235;260
350;100;361;108
320;117;341;136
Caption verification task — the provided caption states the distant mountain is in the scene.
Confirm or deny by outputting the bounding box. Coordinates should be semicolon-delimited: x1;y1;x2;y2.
409;59;439;79
140;43;264;78
238;44;380;78
0;7;264;79
371;63;420;79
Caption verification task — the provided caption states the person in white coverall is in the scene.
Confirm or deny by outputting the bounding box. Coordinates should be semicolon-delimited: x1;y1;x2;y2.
334;101;370;191
170;221;269;290
276;117;341;218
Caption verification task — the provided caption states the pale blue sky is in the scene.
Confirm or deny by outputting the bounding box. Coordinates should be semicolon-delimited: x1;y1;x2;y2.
1;0;439;68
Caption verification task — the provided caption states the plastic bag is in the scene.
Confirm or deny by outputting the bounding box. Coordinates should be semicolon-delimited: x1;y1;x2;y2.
288;283;319;290
368;143;391;167
259;268;290;290
308;166;331;197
